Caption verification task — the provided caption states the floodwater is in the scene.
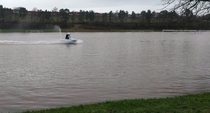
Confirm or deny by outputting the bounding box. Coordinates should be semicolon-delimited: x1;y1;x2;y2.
0;32;210;112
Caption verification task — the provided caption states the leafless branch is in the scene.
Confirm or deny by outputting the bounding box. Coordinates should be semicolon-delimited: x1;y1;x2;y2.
162;0;210;15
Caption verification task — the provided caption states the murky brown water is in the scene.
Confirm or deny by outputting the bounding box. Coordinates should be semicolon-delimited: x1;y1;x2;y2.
0;32;210;112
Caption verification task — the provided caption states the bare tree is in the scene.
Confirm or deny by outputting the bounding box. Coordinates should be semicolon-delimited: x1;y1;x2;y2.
162;0;210;15
52;7;58;12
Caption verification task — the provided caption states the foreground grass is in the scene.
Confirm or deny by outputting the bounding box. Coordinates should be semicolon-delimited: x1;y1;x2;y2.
23;92;210;113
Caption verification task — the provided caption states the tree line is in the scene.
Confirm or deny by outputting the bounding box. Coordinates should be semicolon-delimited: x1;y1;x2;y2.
0;4;210;30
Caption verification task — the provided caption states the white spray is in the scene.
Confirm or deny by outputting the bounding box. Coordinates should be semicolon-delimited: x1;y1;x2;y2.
54;25;62;39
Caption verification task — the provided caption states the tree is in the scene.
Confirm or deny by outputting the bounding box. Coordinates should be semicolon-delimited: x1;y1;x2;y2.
118;10;127;22
51;7;59;22
44;10;51;22
78;10;85;23
108;11;113;23
131;11;136;22
162;0;210;15
14;7;27;19
182;9;194;27
85;11;89;22
89;10;95;22
59;8;70;24
37;10;44;23
141;10;147;23
30;8;38;22
146;10;152;23
52;7;58;12
102;13;108;22
71;11;75;23
0;5;4;21
183;9;194;17
3;8;13;22
157;10;171;23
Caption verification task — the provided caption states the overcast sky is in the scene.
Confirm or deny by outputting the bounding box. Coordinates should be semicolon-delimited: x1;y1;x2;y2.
0;0;165;13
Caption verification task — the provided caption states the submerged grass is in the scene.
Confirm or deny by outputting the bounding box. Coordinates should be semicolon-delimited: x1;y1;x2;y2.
23;92;210;113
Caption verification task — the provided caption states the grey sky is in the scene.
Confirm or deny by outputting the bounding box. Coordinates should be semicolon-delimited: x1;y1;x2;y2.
0;0;164;13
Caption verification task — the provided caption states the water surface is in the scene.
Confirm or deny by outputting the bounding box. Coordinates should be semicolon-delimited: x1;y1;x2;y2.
0;32;210;112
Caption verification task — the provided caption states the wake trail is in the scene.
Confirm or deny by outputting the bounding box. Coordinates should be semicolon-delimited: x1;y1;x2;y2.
0;39;83;45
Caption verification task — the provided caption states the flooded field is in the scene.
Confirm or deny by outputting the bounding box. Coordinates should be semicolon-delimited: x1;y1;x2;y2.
0;32;210;112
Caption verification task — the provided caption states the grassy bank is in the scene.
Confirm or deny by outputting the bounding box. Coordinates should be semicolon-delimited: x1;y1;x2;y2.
0;24;161;33
23;92;210;113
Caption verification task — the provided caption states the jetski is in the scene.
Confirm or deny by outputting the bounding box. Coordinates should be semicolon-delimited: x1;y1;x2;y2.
60;37;77;44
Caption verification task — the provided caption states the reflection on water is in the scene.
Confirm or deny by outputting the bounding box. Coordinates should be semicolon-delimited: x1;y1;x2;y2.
0;32;210;112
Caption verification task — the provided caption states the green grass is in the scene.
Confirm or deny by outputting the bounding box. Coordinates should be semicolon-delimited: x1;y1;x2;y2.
23;92;210;113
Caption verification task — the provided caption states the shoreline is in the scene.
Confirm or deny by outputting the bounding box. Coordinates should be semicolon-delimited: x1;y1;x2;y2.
23;92;210;113
1;28;209;33
0;29;161;33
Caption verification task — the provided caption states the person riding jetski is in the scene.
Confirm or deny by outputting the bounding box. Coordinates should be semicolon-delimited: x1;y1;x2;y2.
65;33;75;40
65;33;70;39
65;32;76;42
